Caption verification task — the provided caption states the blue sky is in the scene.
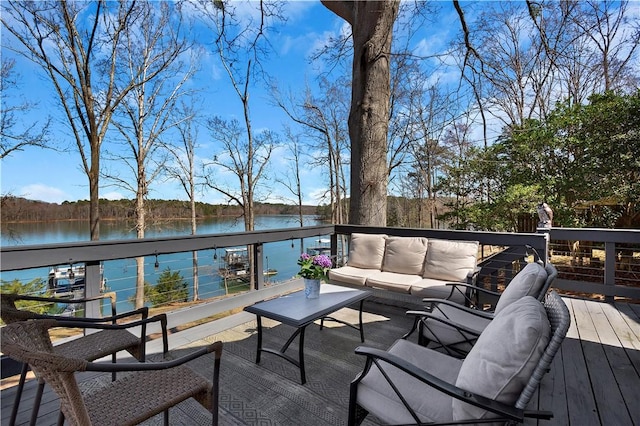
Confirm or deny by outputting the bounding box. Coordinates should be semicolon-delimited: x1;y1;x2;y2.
0;1;466;206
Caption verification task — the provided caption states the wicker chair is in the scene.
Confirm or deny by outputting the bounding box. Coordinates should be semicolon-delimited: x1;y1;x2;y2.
0;292;168;425
402;262;557;357
1;318;222;426
348;290;570;425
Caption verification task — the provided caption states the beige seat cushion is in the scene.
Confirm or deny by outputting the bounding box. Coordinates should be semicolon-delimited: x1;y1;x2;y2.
328;266;380;287
381;237;428;275
494;262;547;314
453;296;550;422
410;279;466;305
365;272;422;293
423;239;479;282
357;339;461;424
346;233;387;270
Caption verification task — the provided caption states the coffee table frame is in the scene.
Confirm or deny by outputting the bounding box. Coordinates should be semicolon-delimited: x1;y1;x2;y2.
243;283;371;384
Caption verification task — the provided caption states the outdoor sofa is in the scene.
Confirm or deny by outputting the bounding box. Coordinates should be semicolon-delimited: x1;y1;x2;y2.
328;233;480;306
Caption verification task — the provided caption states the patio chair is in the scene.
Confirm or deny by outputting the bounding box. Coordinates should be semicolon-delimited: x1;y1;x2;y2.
0;292;169;426
434;244;548;310
1;318;222;426
403;261;557;357
348;291;570;425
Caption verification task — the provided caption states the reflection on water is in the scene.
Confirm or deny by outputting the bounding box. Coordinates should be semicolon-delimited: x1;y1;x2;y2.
1;215;326;310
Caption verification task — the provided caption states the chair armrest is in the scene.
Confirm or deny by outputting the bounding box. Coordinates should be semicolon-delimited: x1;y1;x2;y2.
466;266;481;283
56;314;169;355
84;341;223;373
440;282;501;310
11;306;149;324
445;282;502;298
403;303;492;340
405;310;486;337
420;299;495;320
353;346;524;422
4;292;119;317
81;307;149;323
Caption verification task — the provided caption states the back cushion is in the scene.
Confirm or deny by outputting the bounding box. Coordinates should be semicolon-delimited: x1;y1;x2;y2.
452;296;550;421
423;239;479;282
382;237;428;275
494;262;547;314
346;233;387;270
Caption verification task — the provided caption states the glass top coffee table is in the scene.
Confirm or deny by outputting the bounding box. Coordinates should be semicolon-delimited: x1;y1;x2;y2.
243;283;371;384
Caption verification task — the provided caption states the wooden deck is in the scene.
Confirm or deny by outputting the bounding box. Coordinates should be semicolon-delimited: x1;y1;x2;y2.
1;296;639;425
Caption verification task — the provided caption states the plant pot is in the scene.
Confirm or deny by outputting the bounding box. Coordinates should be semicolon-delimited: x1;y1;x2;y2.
304;278;321;299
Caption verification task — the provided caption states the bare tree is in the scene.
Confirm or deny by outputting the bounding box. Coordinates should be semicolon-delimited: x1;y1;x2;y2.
205;117;276;232
165;102;202;301
273;79;350;225
457;2;554;128
195;0;284;229
194;0;284;287
0;1;159;240
277;126;305;227
322;0;400;226
571;0;640;93
0;59;51;159
101;3;193;308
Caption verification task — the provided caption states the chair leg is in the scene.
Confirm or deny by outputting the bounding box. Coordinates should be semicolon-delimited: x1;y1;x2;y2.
112;353;117;381
9;362;29;426
57;410;65;426
417;319;429;346
401;317;419;340
164;409;169;426
29;380;45;426
348;382;367;426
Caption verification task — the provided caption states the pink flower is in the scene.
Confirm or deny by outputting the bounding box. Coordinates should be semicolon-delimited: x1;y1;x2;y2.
297;253;332;281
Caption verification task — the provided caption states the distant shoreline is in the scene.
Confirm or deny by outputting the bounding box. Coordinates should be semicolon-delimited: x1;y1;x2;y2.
1;197;323;223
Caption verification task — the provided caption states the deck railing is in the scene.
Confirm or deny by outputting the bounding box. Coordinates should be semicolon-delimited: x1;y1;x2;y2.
546;227;640;302
0;224;548;325
2;225;637;318
2;224;638;378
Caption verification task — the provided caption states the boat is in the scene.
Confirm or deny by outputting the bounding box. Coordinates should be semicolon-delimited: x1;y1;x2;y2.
306;238;331;257
47;265;106;297
264;269;278;277
218;247;278;281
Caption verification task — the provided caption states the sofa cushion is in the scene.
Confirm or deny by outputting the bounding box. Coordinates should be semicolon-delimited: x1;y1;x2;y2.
346;233;387;270
410;279;466;305
365;272;422;293
328;266;380;287
423;239;478;282
494;262;547;314
453;296;550;422
357;339;461;424
382;237;428;275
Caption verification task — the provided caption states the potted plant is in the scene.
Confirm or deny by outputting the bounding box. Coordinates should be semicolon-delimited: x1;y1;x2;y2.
296;253;332;298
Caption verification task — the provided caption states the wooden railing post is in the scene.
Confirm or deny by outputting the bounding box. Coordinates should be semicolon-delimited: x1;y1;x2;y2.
253;243;264;290
604;241;616;303
84;261;102;320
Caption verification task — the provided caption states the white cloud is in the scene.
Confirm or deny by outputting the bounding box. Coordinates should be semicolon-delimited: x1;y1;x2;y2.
304;187;328;206
102;191;124;201
19;184;71;204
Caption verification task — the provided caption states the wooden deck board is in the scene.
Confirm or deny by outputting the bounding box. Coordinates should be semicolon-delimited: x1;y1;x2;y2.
1;297;639;426
577;299;634;425
534;347;569;426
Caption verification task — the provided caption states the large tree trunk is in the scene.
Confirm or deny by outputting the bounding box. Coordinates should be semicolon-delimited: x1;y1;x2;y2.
135;164;146;309
322;0;399;226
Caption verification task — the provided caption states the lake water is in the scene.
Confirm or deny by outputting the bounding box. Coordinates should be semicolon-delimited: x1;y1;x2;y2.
1;215;327;309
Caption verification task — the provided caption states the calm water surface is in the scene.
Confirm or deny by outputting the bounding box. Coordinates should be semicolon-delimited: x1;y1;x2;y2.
1;216;326;309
